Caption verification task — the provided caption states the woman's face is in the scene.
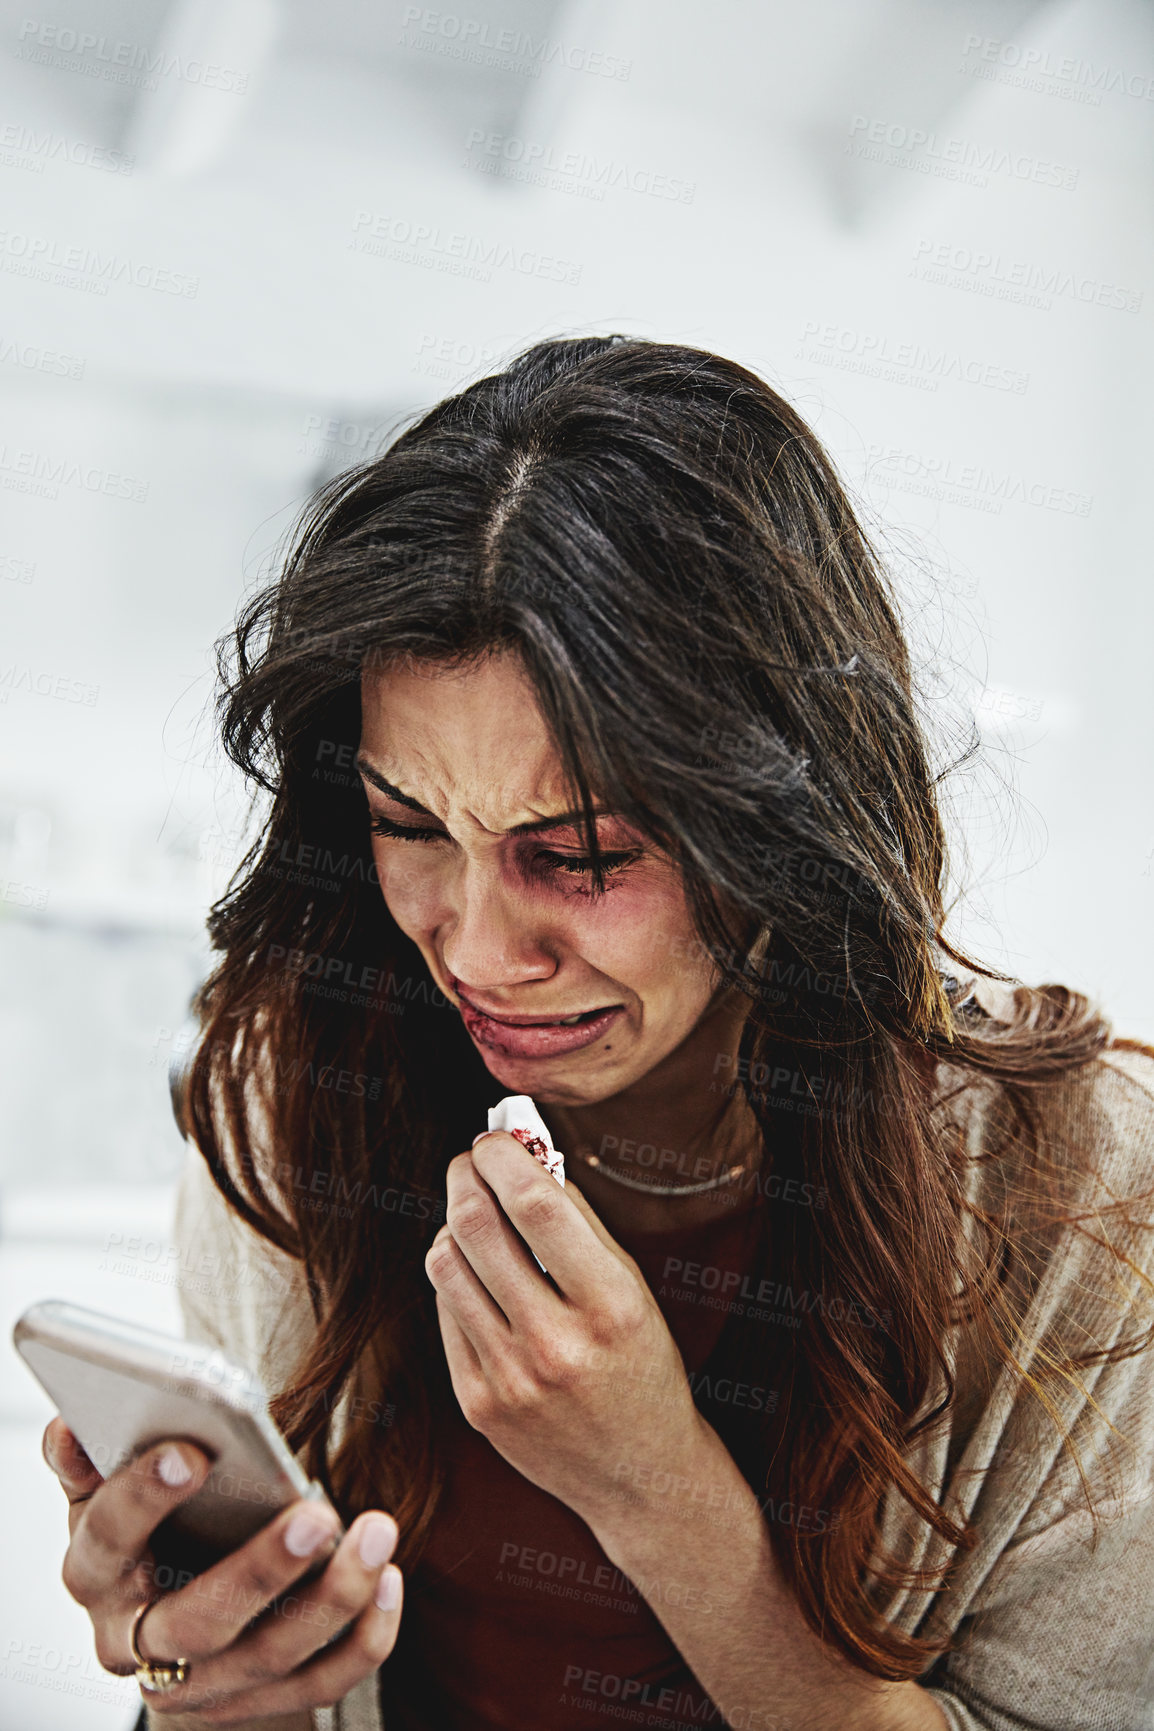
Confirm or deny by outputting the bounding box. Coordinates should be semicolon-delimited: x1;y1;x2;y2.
357;650;723;1107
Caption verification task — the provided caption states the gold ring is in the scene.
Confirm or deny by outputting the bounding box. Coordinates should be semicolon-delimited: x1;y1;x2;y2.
130;1597;191;1692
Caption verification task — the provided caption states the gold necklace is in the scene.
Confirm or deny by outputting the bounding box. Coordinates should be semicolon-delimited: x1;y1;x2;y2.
570;1148;754;1197
569;1110;765;1198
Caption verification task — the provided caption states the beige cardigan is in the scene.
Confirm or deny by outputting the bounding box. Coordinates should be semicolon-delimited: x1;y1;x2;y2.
150;981;1154;1730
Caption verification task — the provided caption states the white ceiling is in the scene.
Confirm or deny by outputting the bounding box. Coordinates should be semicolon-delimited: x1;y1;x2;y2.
0;0;1151;1032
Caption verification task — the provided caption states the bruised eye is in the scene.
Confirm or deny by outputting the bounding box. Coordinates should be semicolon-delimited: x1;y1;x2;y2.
530;849;640;877
367;813;642;890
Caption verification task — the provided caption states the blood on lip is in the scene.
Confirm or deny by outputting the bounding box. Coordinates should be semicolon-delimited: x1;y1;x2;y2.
463;1001;609;1026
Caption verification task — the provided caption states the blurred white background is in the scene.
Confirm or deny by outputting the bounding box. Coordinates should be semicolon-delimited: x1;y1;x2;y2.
1;0;1151;1721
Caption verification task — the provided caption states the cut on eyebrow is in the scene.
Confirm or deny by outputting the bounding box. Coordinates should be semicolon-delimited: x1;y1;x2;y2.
353;755;615;836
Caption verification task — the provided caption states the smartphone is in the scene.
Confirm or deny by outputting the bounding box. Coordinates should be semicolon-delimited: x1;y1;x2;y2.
13;1299;342;1580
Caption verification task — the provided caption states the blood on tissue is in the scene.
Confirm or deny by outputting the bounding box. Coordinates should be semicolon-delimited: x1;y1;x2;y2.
509;1126;564;1181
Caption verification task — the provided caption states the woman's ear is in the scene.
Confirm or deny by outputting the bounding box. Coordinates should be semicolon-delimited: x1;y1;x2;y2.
745;923;773;973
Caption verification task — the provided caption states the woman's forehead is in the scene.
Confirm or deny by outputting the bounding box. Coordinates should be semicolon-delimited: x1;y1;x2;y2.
358;651;575;825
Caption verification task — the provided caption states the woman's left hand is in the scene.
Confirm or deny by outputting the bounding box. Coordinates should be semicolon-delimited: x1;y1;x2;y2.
425;1131;709;1529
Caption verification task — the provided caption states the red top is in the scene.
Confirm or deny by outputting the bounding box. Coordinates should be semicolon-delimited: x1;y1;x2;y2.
380;1189;772;1729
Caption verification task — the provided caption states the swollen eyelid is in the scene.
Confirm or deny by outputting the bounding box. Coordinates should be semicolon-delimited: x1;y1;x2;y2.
368;813;644;884
534;849;637;872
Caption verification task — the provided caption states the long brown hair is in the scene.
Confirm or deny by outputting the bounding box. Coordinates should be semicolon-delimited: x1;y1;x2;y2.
185;335;1154;1681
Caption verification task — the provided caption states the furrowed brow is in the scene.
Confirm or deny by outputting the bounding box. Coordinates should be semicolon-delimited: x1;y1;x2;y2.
353;755;615;835
354;757;434;815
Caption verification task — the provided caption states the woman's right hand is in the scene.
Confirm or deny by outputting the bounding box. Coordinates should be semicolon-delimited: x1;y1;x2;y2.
43;1415;403;1725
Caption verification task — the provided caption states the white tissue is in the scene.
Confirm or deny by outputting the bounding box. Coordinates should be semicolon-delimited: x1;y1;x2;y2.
474;1094;565;1276
484;1094;565;1187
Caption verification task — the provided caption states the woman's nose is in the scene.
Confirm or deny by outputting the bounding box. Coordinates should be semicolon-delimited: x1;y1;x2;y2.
438;864;557;989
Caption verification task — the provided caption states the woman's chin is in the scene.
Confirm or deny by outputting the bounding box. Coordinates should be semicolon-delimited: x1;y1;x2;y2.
478;1047;632;1107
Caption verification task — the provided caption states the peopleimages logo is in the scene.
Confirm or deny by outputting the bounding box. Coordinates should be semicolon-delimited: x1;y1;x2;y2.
959;33;1154;104
866;443;1093;518
397;7;632;81
846;115;1079;190
0;443;148;502
349;209;582;286
0;121;134;175
910;238;1141;314
0;229;199;297
15;18;250;92
412;332;503;385
0;663;99;704
0;334;85;379
0;1636;137;1710
464;130;695;204
793;320;1028;395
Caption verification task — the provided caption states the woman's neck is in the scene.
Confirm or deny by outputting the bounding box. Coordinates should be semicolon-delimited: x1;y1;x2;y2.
541;985;768;1237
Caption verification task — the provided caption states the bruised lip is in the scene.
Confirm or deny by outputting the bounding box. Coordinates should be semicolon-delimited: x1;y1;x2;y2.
455;992;617;1027
454;994;626;1058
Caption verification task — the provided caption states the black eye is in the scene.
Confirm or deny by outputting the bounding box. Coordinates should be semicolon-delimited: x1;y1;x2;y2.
534;849;639;876
368;814;642;893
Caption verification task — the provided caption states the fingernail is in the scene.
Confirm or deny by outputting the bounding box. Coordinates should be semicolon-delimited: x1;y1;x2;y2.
375;1563;402;1612
157;1447;193;1486
284;1509;335;1557
358;1515;398;1570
